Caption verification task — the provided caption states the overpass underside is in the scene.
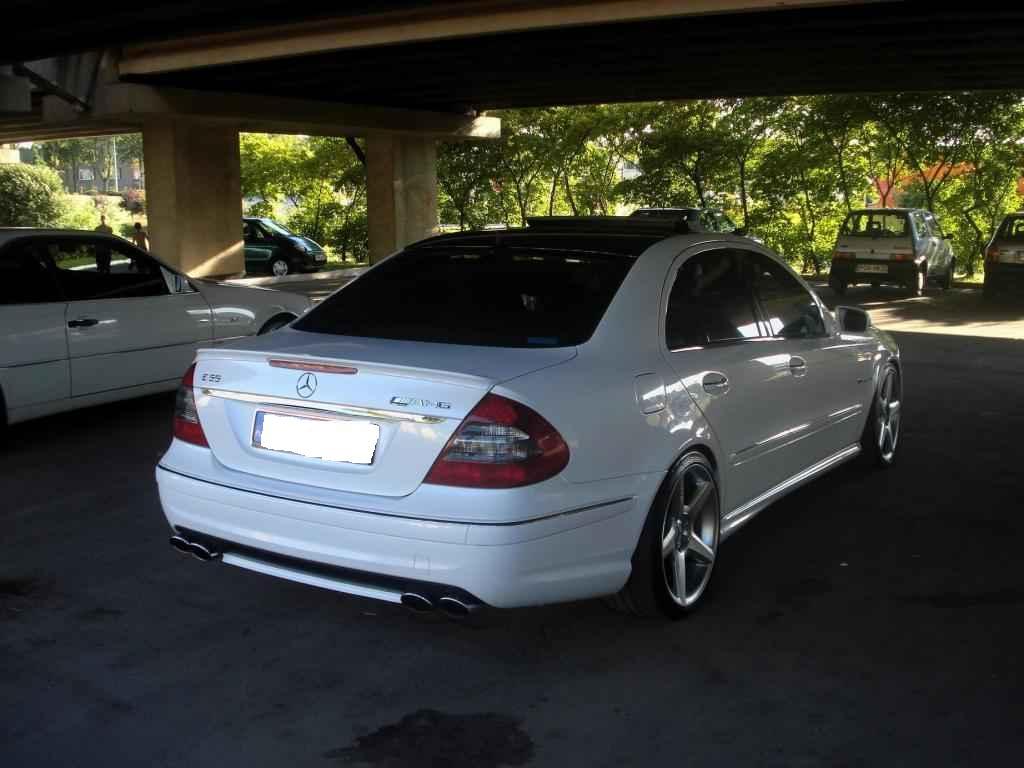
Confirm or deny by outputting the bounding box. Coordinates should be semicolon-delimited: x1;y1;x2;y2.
3;1;1024;275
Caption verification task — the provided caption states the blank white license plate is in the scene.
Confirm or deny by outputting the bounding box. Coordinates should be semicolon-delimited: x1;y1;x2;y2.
253;411;379;465
856;264;888;274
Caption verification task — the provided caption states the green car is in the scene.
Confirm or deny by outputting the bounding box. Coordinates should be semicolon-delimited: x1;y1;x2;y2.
243;217;327;276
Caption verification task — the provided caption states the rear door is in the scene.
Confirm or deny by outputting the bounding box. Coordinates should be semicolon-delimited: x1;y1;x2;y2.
835;211;915;276
0;239;69;414
48;237;212;396
664;246;803;512
243;221;276;273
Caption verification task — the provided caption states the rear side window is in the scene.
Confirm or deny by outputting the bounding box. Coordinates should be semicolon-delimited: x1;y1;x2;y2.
841;212;909;238
999;217;1024;240
748;253;826;339
666;249;762;349
295;246;635;347
0;242;63;305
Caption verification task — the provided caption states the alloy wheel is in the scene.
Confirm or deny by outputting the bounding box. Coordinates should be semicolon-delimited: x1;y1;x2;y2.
876;367;902;463
271;259;289;277
660;462;719;608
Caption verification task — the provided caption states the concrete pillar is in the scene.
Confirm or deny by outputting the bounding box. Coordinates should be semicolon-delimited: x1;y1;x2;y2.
366;134;437;263
143;119;243;277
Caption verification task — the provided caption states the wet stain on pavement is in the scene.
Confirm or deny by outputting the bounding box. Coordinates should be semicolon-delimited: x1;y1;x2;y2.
324;709;534;767
0;576;51;618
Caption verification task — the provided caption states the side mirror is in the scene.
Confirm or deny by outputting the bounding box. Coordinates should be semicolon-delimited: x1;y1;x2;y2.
836;305;870;334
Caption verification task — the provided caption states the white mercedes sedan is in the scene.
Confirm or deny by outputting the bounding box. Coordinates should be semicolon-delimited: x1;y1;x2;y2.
0;229;310;427
157;216;901;619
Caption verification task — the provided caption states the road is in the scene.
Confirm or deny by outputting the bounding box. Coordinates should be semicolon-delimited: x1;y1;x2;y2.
2;283;1022;767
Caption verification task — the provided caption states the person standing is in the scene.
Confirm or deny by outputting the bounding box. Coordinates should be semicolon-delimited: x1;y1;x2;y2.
94;215;113;273
131;222;149;251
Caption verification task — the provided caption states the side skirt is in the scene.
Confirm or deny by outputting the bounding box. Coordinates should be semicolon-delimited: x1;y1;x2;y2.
721;443;861;540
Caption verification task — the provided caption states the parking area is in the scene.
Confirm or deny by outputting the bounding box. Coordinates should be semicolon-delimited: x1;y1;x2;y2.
2;284;1023;767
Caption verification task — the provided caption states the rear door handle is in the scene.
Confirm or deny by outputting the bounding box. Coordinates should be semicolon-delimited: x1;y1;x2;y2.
789;356;807;376
702;372;729;394
67;318;99;328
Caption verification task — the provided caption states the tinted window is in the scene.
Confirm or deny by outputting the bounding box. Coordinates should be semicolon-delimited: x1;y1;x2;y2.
841;212;909;237
999;216;1024;240
296;246;634;347
666;250;762;349
0;242;63;305
925;214;942;238
749;253;826;339
47;238;170;301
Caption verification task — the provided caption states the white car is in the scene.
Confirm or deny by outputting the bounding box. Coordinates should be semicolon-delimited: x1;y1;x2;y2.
157;216;901;619
0;229;310;427
830;208;955;296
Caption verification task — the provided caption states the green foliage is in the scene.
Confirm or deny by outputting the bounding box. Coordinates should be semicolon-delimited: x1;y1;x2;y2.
240;133;368;262
0;163;66;227
56;194;136;235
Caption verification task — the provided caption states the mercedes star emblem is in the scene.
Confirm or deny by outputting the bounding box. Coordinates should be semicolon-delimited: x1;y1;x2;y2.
296;372;318;398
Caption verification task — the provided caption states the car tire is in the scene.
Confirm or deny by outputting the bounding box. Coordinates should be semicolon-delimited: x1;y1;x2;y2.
609;451;720;619
860;362;901;468
257;313;296;335
270;258;290;277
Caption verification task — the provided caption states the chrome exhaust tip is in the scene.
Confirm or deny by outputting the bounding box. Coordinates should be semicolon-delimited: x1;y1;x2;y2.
169;534;221;562
400;593;434;613
169;534;192;555
437;596;478;619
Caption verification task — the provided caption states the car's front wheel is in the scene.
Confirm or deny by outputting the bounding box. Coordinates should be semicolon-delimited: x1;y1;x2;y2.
270;257;290;277
861;362;901;467
610;452;720;619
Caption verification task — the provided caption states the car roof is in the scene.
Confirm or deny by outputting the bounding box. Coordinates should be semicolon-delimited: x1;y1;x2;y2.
0;227;125;243
407;216;703;258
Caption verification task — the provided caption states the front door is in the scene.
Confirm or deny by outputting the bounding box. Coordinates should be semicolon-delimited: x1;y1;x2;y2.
663;246;803;513
243;221;277;274
46;237;212;397
0;240;69;415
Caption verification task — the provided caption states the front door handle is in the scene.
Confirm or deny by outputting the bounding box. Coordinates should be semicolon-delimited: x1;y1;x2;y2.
68;318;99;328
702;372;729;394
789;356;807;377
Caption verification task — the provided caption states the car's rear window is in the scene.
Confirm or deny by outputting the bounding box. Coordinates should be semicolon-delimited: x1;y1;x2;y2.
294;245;635;347
841;212;909;237
998;216;1024;240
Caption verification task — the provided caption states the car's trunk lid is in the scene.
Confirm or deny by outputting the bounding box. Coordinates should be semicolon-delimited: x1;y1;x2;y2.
192;331;576;497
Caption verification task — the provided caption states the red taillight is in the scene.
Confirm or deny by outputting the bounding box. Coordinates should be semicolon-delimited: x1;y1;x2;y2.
173;363;208;447
986;246;1001;263
832;250;853;260
424;394;569;488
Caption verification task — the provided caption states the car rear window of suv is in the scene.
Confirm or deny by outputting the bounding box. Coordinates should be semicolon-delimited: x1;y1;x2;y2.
841;212;909;237
294;245;635;347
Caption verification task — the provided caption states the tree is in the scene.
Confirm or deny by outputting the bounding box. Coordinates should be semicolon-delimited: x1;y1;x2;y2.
493;109;551;225
0;163;66;227
719;98;782;227
438;140;500;230
756;101;842;275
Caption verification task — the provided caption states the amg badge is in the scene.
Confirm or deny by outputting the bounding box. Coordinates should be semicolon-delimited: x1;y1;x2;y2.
390;396;451;410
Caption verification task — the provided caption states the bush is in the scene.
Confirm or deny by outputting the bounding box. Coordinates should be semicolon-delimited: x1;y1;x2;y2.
0;163;66;227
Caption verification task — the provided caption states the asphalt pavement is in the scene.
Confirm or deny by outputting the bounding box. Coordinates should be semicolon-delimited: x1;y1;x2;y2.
2;282;1022;767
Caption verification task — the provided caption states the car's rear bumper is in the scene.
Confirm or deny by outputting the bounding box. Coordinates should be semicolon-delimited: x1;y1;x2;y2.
984;262;1024;292
156;466;644;608
831;259;919;285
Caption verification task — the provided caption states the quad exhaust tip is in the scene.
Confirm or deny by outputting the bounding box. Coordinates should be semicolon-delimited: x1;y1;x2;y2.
401;592;480;619
169;533;221;562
